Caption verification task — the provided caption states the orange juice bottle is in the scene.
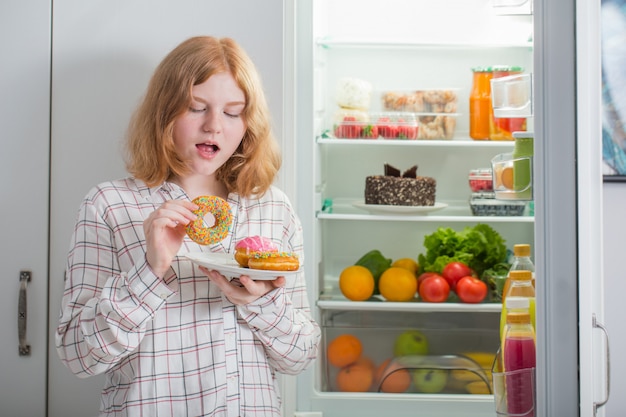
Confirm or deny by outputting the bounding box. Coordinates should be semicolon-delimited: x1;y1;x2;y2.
469;67;494;140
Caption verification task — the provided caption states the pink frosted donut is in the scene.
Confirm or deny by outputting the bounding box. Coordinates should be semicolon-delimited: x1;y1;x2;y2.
234;236;278;267
186;196;233;245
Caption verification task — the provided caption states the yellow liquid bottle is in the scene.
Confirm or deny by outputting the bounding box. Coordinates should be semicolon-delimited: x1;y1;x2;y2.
500;296;532;361
500;270;535;341
509;244;535;286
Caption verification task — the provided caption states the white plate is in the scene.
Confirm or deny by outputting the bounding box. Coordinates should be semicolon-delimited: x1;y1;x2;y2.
352;201;448;215
184;252;301;280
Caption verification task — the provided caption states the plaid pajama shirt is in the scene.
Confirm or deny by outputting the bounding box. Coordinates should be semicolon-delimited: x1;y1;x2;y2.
55;178;320;417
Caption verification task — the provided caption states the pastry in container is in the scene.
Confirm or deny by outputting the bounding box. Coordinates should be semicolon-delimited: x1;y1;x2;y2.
381;89;459;140
381;89;459;113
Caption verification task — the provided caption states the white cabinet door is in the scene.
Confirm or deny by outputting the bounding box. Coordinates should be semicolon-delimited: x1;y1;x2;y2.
0;1;50;416
48;1;288;416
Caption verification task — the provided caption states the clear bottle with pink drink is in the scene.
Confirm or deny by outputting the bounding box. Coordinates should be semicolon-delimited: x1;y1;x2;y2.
503;310;536;417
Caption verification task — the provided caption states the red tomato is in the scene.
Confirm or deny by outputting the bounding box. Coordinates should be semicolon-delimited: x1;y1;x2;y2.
442;261;473;291
418;275;450;303
455;276;488;303
417;272;443;290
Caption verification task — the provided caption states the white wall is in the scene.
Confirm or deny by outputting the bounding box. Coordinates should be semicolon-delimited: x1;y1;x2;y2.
603;183;626;416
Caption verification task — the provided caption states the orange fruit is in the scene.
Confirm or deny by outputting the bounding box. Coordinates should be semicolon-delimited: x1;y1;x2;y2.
375;358;412;393
501;166;514;190
391;258;419;276
336;358;375;392
378;267;418;302
339;265;375;301
327;334;363;368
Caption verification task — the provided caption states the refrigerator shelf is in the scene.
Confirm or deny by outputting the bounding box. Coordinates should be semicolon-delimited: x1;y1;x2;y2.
316;37;533;50
318;198;533;222
317;137;516;148
317;212;533;223
317;299;502;313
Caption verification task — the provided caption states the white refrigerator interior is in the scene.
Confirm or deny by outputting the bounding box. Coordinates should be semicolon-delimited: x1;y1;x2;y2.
294;0;606;416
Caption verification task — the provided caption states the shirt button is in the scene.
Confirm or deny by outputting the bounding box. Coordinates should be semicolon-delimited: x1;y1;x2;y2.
159;293;168;300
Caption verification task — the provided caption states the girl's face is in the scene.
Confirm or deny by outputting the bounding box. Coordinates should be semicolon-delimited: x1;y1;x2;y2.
173;71;247;179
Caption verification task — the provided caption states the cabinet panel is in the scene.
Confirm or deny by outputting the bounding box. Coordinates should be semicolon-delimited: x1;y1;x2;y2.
0;1;50;416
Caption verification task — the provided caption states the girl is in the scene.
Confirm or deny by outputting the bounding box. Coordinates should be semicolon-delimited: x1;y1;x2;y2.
56;36;320;417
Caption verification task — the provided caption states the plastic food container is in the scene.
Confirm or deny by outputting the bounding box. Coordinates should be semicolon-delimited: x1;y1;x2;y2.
491;152;533;200
379;90;459;139
333;111;419;139
470;198;526;216
335;77;373;110
490;73;533;118
472;191;496;199
468;169;494;192
381;89;459;113
332;111;458;140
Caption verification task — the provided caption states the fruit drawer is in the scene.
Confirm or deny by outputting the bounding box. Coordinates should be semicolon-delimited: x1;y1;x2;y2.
320;310;499;395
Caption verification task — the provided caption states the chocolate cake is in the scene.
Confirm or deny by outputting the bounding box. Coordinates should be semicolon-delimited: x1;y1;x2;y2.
365;164;436;206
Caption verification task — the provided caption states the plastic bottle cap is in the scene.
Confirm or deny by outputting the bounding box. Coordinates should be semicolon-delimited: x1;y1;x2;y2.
506;296;530;309
508;270;532;280
513;244;531;257
513;132;534;139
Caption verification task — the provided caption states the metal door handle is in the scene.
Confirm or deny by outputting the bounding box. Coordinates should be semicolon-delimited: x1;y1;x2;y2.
593;313;610;416
18;271;31;356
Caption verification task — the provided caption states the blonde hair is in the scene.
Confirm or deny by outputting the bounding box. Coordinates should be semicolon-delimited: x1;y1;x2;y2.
125;36;281;197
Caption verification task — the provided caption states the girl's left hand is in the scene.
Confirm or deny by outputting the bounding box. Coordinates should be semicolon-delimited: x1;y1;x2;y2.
200;266;286;305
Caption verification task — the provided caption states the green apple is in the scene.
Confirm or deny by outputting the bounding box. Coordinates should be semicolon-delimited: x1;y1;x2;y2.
393;330;429;357
413;367;448;393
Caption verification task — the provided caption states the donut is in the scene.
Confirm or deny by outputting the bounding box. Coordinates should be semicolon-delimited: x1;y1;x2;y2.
248;251;300;272
186;196;233;245
234;236;278;267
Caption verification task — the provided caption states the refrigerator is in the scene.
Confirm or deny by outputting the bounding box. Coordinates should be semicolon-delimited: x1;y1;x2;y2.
292;0;607;416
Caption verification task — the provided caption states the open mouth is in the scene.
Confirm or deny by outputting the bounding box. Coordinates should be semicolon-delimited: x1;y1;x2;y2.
197;143;219;156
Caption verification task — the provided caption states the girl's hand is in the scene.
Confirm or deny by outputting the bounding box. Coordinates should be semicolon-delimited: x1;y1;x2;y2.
144;200;198;278
200;266;286;305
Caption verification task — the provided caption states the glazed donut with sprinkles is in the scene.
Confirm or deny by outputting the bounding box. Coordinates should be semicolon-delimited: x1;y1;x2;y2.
186;195;233;245
247;251;300;272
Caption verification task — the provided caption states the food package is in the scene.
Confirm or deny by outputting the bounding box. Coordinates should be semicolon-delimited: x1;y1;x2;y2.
336;77;373;110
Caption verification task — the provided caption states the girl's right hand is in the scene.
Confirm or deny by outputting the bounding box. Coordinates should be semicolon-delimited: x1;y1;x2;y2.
144;200;198;279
